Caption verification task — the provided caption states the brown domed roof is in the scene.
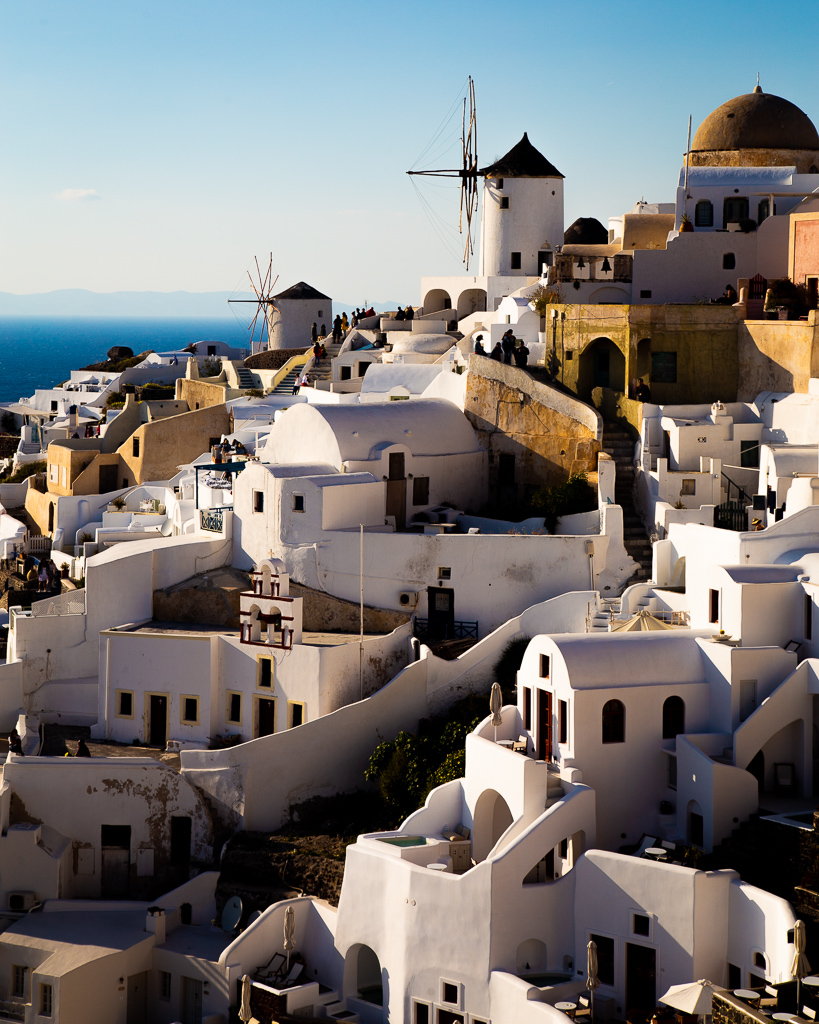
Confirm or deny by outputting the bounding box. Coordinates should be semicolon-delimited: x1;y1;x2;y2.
692;85;819;152
564;217;608;245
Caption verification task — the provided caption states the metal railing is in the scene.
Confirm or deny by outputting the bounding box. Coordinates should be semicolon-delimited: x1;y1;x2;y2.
200;507;232;533
414;618;479;641
721;472;752;505
31;590;86;617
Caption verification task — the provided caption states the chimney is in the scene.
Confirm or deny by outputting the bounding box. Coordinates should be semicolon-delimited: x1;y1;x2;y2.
146;906;166;944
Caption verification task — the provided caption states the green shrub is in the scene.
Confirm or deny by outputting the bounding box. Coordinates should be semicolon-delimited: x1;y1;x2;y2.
201;357;222;378
530;472;596;533
4;460;46;483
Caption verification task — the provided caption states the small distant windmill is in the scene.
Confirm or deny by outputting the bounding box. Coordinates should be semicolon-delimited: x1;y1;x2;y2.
407;76;479;268
228;254;280;353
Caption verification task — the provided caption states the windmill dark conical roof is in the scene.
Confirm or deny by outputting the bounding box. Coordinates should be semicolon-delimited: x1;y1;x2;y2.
480;132;563;178
273;281;332;301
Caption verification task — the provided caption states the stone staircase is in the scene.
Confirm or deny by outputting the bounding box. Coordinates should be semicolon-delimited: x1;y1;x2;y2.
308;339;345;385
271;365;304;395
589;596;622;632
234;365;258;390
18;441;43;456
602;421;651;583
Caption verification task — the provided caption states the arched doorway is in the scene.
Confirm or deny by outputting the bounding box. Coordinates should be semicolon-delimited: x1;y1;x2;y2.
422;289;451;315
578;338;626;398
687;799;704;847
355;945;383;1006
472;788;513;862
635;338;651;387
456;288;487;321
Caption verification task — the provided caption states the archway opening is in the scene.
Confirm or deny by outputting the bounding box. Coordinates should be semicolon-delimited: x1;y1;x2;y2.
578;338;626;399
472;788;514;862
456;288;487;321
516;939;547;974
687;799;704;847
422;289;452;315
356;945;383;1006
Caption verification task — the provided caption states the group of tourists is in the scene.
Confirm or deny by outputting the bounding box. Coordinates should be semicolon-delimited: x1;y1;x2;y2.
392;305;415;321
352;306;376;325
24;556;60;593
473;331;530;368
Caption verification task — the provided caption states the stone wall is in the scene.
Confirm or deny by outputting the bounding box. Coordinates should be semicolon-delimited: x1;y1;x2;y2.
290;581;411;634
465;358;602;503
244;347;308;371
737;315;819;400
176;377;232;410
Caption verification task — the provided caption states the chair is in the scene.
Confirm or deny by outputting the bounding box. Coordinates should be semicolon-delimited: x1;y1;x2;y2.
759;986;778;1009
802;1007;816;1021
513;734;529;754
574;996;591;1020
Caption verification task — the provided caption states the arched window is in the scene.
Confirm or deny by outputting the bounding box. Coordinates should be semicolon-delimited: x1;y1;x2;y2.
662;696;685;739
602;700;625;744
695;200;713;227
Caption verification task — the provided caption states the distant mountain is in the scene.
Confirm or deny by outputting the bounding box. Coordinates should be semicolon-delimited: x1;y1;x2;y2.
0;291;412;318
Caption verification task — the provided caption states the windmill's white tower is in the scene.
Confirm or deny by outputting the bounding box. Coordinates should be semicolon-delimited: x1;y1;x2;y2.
479;133;564;278
267;281;332;351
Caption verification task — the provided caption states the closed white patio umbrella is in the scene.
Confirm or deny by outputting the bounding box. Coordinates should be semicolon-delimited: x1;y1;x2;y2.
793;919;811;1009
490;682;503;741
587;940;600;1019
284;904;296;971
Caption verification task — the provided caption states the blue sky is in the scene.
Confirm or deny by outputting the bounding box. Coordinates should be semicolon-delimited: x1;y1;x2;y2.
1;0;818;305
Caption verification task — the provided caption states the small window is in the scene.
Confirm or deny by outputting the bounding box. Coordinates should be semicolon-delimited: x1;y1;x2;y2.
12;965;28;998
51;401;58;412
640;290;652;299
651;351;677;383
227;692;242;724
253;490;264;513
680;479;696;495
522;688;532;730
633;913;650;937
258;658;273;688
723;196;748;226
496;178;504;190
499;197;509;210
540;655;550;678
437;566;451;580
207;345;216;356
663;696;685;739
558;700;568;744
40;983;53;1018
559;837;568;858
292;494;305;513
740;440;759;468
695;200;714;227
754;951;767;970
442;982;459;1005
413;477;429;505
602;699;625;743
709;588;719;624
340;366;352;381
160;971;172;1001
414;1002;430;1024
181;697;199;724
288;701;305;728
511;252;522;270
318;309;323;318
806;594;813;642
132;437;140;457
723;252;736;270
117;690;134;718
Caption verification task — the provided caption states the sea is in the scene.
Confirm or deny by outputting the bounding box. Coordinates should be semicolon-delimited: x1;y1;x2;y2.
0;317;253;404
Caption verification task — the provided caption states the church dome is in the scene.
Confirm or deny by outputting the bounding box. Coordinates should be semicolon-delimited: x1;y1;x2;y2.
564;217;608;245
690;85;819;170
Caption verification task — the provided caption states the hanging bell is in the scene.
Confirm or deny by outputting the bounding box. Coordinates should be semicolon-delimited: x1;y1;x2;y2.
600;257;612;273
576;256;586;269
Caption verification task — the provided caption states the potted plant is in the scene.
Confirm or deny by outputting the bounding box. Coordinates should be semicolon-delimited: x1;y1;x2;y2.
679;213;694;233
110;496;127;511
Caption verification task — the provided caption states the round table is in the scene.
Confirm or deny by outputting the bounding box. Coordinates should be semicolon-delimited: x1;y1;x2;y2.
772;1014;797;1021
803;977;819;987
556;1003;577;1018
734;990;761;1006
645;848;668;861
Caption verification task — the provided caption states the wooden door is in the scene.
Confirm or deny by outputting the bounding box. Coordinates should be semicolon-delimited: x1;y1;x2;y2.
537;689;553;761
257;697;276;737
386;452;406;529
626;943;656;1014
181;977;203;1024
101;824;130;898
149;695;167;746
127;972;148;1024
426;587;454;639
99;463;119;493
